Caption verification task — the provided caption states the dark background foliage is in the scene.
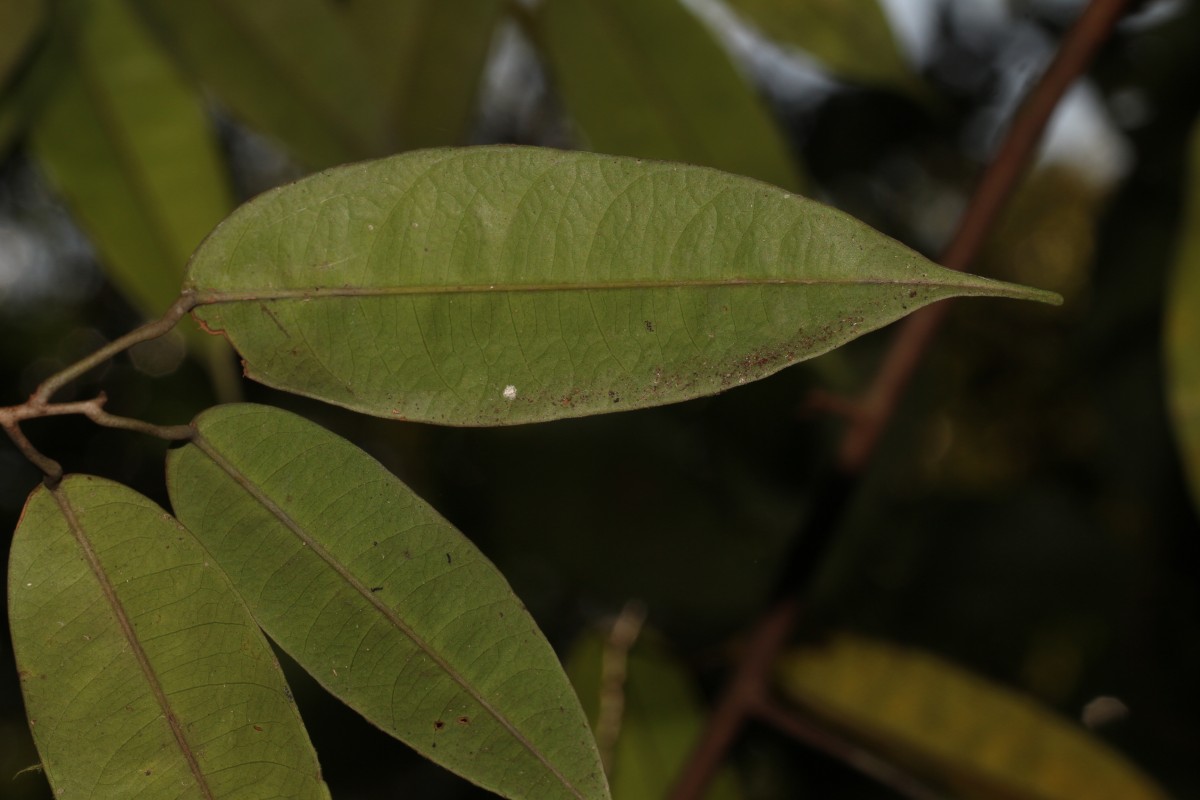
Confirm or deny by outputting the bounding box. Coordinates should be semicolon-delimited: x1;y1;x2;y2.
2;1;1198;797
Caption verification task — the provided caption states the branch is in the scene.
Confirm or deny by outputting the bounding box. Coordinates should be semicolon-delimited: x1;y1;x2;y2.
671;0;1137;796
837;0;1135;471
750;700;947;800
32;291;197;406
1;293;199;484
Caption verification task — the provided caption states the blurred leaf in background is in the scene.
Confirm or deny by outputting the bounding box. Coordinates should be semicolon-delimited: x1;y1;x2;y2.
536;0;806;191
130;0;386;168
725;0;934;105
1165;116;1200;513
343;0;502;151
775;635;1167;800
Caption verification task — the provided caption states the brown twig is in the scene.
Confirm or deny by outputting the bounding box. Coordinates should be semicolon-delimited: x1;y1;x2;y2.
750;700;947;800
670;1;1136;796
1;293;199;485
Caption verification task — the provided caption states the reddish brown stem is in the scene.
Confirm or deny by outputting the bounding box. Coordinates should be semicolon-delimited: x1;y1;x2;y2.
838;0;1135;472
671;0;1136;796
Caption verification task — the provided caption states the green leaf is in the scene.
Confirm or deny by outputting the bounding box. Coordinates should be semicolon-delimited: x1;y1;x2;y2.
726;0;934;104
131;0;386;168
1167;118;1200;513
0;0;45;90
774;635;1167;800
344;0;500;150
8;475;329;799
0;2;65;161
166;403;610;800
566;627;741;800
31;0;233;320
535;0;806;192
184;146;1061;425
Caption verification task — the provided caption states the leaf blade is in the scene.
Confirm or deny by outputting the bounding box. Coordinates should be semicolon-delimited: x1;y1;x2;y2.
1166;118;1200;513
727;0;933;103
344;0;500;151
31;0;234;317
8;475;329;799
536;0;805;191
131;0;386;168
775;636;1166;800
167;403;610;800
185;146;1060;425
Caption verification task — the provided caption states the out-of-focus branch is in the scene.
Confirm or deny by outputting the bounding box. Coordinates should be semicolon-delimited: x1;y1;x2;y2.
670;1;1136;797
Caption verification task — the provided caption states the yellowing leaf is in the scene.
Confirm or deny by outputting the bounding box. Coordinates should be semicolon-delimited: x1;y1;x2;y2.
8;476;329;799
183;146;1060;426
1166;118;1200;513
775;635;1166;800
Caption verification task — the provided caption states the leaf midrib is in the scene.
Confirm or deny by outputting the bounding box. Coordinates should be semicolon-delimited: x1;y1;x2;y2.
189;276;1048;304
49;485;215;800
189;432;588;800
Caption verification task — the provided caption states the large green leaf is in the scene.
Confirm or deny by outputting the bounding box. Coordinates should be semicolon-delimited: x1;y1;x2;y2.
32;0;233;317
167;403;610;800
1166;118;1200;513
344;0;500;151
131;0;386;168
184;146;1060;425
8;475;329;799
566;627;741;800
726;0;933;103
536;0;805;192
775;636;1166;800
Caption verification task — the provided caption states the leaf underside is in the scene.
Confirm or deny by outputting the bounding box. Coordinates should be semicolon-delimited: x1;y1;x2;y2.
8;475;328;800
167;403;610;800
185;146;1059;426
775;636;1167;800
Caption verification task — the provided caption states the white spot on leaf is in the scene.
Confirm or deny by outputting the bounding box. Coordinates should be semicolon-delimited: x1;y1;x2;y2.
502;385;517;400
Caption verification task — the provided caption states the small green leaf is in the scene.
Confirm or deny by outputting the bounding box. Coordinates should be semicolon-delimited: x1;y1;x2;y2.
31;0;232;319
131;0;386;168
8;475;329;799
184;146;1061;425
775;635;1167;800
1167;118;1200;513
567;627;741;800
727;0;933;103
344;0;501;150
167;403;610;800
536;0;806;192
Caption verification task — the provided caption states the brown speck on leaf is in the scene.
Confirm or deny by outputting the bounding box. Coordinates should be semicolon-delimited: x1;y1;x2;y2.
434;720;446;731
446;553;452;564
457;716;470;725
254;724;263;732
644;320;655;332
